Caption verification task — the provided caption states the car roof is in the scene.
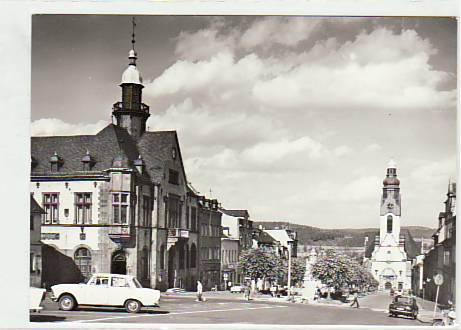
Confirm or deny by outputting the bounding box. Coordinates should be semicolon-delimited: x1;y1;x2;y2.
91;273;134;279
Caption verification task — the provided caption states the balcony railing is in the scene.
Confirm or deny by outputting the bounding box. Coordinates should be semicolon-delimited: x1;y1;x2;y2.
108;225;131;243
112;101;150;114
168;228;189;239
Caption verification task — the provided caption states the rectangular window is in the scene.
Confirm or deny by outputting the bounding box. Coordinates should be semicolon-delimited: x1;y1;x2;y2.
112;193;129;224
30;215;34;230
168;195;180;228
43;193;59;224
191;207;197;231
75;193;92;224
387;215;393;233
143;196;150;227
444;250;450;266
168;169;179;185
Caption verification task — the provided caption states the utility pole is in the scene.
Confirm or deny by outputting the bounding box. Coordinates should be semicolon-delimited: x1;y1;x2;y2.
287;242;292;298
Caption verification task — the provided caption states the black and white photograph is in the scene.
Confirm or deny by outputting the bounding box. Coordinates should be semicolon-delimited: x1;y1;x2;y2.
26;14;457;326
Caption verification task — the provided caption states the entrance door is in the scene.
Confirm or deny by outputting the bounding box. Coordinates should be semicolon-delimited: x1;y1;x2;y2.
168;247;175;288
385;282;392;290
111;252;127;275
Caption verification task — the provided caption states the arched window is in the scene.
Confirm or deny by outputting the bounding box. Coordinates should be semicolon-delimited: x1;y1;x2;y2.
387;215;393;233
190;244;197;268
142;248;149;279
74;247;92;280
160;245;165;270
185;245;189;269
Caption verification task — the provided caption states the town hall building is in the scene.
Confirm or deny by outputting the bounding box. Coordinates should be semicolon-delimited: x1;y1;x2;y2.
30;31;202;290
365;160;417;291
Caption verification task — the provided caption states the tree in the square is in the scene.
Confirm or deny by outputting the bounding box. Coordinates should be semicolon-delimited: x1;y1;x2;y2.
311;249;354;289
239;248;281;281
289;257;307;286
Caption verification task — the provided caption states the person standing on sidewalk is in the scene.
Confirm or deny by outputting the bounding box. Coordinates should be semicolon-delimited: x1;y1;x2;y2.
243;283;251;301
196;280;203;302
350;291;360;308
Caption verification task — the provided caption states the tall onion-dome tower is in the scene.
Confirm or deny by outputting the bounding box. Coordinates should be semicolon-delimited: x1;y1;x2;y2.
370;160;411;292
112;18;150;140
379;159;401;243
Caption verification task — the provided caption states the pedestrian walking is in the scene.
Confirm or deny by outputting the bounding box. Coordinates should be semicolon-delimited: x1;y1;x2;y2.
350;291;360;308
243;284;251;301
196;280;203;302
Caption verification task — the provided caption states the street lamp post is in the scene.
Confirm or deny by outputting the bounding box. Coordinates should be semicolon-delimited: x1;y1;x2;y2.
287;242;292;298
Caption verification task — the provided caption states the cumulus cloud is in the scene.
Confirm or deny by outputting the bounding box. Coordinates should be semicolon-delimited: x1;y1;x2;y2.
32;17;456;228
31;118;108;136
141;18;456;227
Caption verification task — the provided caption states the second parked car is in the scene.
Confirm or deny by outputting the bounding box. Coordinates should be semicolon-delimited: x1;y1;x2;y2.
388;295;419;319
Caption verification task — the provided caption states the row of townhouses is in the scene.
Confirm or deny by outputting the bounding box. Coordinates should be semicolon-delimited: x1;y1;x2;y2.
29;43;298;292
411;182;456;306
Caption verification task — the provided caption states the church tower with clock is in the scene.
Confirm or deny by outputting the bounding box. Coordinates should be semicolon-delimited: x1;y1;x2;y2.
369;160;412;291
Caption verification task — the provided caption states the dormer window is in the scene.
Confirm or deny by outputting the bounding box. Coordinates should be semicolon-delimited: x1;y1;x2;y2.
81;150;95;171
50;152;63;172
134;155;144;174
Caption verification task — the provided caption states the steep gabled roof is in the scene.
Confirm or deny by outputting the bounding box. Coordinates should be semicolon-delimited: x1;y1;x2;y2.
31;124;141;174
401;229;420;259
30;195;45;214
221;209;250;219
364;230;420;260
137;130;187;184
256;230;277;245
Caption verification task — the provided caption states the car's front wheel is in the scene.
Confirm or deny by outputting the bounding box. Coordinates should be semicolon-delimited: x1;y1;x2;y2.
59;294;76;311
125;299;141;313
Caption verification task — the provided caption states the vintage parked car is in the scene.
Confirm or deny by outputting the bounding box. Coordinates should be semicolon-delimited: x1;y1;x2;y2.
30;287;47;312
388;295;419;319
230;284;245;293
51;273;160;313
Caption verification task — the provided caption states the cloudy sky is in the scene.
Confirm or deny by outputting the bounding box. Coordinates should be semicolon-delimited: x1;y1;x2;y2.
31;15;457;229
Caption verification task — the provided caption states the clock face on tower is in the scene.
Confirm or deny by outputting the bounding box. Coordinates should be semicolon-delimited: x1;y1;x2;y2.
387;203;394;209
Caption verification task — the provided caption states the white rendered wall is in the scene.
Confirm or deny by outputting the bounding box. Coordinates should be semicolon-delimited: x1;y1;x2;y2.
30;180;102;251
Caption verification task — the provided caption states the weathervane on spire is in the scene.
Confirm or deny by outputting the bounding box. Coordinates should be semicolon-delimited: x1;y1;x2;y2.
131;17;136;51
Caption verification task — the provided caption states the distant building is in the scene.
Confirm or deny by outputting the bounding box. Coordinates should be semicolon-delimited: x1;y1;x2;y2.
421;182;456;305
221;209;253;250
198;198;222;290
263;229;298;258
252;228;280;254
221;235;239;288
298;245;365;260
220;209;253;284
30;195;45;287
365;161;417;291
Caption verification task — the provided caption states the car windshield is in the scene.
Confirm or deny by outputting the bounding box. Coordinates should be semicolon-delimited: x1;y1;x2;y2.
133;278;143;288
395;297;413;304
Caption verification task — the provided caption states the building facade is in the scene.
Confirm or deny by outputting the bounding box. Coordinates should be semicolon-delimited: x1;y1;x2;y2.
198;198;222;291
30;195;45;288
31;39;197;290
368;161;412;291
221;236;239;289
422;182;456;305
220;209;253;284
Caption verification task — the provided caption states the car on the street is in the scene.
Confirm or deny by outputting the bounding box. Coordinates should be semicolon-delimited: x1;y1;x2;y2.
388;295;418;319
165;287;188;295
230;284;244;293
50;273;160;313
30;287;46;312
